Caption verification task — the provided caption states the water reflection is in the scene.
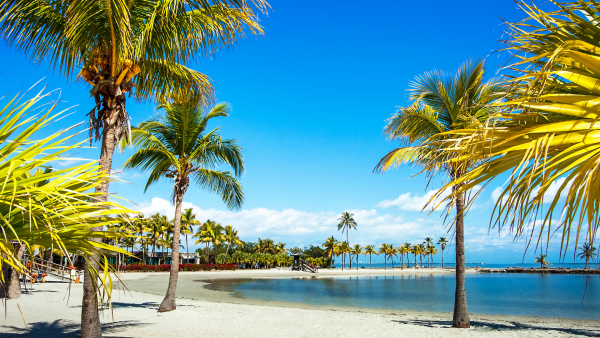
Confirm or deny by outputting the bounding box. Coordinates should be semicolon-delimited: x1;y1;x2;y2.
199;274;600;320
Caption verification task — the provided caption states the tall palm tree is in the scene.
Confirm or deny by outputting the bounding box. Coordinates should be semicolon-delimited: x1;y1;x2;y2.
350;244;363;270
181;208;199;264
438;237;448;268
222;226;243;264
337;211;357;268
375;59;502;328
578;244;598;270
430;0;600;291
534;254;549;269
123;101;244;312
322;237;337;268
0;1;268;334
363;245;376;269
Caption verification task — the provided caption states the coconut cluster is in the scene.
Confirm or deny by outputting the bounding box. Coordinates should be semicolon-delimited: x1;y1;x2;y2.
81;52;141;143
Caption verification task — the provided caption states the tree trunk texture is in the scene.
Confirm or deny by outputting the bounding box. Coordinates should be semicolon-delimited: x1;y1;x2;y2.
442;249;444;268
7;245;25;299
81;123;116;338
158;182;185;312
452;193;470;328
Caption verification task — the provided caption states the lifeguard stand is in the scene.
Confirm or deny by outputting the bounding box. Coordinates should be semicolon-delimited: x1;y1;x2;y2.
292;253;317;273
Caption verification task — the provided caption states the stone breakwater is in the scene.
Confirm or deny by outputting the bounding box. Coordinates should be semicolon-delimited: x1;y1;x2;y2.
480;267;600;274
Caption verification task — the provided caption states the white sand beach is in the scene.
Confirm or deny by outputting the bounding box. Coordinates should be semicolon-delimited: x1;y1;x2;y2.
0;269;598;337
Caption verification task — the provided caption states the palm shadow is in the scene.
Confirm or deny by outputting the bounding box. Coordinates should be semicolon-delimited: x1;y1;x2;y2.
0;319;150;337
392;319;600;337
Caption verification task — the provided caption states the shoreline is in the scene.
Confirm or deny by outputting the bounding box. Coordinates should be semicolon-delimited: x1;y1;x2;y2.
1;269;599;337
121;269;598;324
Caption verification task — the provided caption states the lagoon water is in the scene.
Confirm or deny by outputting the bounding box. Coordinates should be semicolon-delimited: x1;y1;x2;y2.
207;273;600;320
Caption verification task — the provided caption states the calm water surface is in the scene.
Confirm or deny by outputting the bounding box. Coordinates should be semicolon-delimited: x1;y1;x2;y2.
206;274;600;320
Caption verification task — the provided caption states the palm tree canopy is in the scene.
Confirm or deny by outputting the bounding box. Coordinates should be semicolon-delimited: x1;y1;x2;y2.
0;0;268;101
337;211;357;234
375;58;503;175
426;1;600;257
122;101;244;209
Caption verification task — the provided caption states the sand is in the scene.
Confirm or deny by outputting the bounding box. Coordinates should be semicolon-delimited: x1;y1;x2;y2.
0;268;598;337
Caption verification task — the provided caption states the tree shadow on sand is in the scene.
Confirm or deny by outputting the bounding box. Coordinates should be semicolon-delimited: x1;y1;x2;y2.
0;319;150;337
392;319;600;337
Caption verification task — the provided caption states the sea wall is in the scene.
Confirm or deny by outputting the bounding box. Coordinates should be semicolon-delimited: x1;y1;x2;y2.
480;267;600;274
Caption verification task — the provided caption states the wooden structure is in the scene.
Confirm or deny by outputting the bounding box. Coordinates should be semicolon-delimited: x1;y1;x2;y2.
292;253;318;273
23;255;82;282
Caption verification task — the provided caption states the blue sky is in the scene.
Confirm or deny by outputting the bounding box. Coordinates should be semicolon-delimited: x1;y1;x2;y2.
0;0;590;264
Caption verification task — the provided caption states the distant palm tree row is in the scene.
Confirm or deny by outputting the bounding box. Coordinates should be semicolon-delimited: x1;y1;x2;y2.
322;235;447;270
110;210;244;265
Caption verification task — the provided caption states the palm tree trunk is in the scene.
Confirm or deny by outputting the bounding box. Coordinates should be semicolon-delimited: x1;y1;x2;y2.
7;244;25;299
186;234;189;264
356;255;358;270
158;185;185;312
82;123;117;338
369;254;372;269
452;193;470;328
442;248;444;268
346;232;351;269
224;243;231;264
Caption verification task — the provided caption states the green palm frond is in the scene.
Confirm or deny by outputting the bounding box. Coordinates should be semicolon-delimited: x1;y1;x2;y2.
0;89;134;295
428;1;600;258
376;58;503;177
124;100;245;209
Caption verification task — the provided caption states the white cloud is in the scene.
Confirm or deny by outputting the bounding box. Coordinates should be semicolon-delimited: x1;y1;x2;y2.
135;198;449;248
377;186;483;212
376;189;446;211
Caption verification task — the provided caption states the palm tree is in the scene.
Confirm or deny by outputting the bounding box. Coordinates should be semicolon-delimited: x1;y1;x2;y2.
375;60;502;329
412;244;420;268
275;243;287;255
222;226;243;264
198;221;225;264
430;0;600;296
123;101;244;312
402;243;412;267
379;243;390;270
350;244;363;270
438;237;448;268
338;241;349;271
424;237;433;267
193;220;211;262
181;208;199;264
0;1;268;334
337;211;357;268
427;246;439;268
387;244;396;268
534;254;549;269
322;237;337;268
363;245;377;269
578;244;598;270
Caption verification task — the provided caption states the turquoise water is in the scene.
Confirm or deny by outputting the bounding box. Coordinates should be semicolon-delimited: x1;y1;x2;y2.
206;274;600;320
